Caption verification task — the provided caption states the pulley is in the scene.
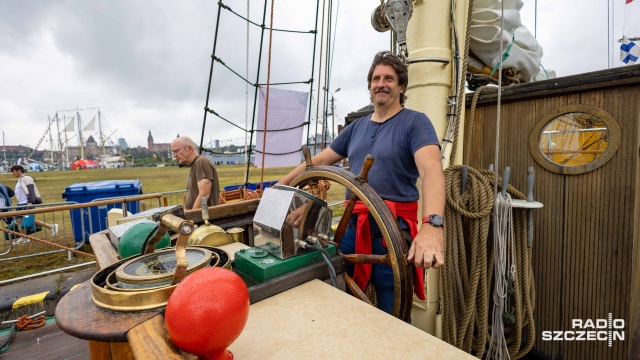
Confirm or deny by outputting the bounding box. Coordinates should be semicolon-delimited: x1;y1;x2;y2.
371;5;391;32
384;0;413;61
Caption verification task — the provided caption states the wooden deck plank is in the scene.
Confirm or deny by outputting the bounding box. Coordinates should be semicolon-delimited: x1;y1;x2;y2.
0;322;89;360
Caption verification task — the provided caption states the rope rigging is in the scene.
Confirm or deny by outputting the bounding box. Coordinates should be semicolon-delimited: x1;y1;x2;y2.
220;1;317;35
200;0;326;188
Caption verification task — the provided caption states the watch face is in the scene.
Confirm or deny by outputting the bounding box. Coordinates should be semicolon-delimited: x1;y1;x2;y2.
429;214;444;227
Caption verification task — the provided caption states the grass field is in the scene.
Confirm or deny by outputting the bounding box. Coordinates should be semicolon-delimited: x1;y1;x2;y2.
0;164;298;204
0;164;348;281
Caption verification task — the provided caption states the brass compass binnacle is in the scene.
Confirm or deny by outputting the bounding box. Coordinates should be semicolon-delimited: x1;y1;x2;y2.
91;214;221;312
115;247;214;289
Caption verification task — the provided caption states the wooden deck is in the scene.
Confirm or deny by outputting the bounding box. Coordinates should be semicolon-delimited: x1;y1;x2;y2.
0;321;88;360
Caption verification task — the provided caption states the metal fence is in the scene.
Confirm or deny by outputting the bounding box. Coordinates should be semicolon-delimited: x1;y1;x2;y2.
0;190;186;283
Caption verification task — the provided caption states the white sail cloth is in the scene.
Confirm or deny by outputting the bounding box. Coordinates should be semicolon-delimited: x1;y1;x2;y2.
469;0;554;82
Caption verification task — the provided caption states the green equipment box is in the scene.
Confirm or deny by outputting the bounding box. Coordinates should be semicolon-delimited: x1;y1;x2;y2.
234;243;337;283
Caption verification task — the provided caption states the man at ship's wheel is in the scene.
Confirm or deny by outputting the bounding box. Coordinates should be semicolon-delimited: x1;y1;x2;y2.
279;50;445;314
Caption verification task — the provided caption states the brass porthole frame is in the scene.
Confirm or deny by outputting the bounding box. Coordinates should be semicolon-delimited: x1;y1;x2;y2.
529;104;620;175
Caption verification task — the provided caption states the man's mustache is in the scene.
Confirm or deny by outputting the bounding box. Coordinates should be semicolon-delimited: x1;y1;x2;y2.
374;88;391;94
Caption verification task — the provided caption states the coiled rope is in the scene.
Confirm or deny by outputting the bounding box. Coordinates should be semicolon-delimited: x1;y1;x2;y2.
16;315;46;330
443;165;535;359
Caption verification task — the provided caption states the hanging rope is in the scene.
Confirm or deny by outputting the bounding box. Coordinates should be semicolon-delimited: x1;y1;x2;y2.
448;0;474;163
314;0;327;155
443;165;493;356
259;0;277;187
486;192;512;360
443;166;535;359
464;85;491;165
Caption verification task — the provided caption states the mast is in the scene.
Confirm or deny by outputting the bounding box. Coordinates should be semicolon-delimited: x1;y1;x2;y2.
64;116;70;166
403;0;471;337
55;113;63;167
77;109;85;159
244;0;250;171
48;116;55;168
98;109;105;155
2;131;6;166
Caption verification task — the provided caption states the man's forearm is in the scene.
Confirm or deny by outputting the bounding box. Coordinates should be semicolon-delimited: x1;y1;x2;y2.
421;168;446;222
191;195;202;211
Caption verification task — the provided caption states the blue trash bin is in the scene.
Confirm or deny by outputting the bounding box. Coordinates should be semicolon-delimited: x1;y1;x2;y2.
62;180;143;243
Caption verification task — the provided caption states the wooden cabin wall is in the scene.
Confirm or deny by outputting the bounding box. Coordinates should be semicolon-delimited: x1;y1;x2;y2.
464;81;640;360
631;96;640;359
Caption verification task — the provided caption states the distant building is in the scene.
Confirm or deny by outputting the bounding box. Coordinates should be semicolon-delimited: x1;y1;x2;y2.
86;135;98;152
2;145;31;152
214;139;220;149
147;131;171;153
118;137;129;150
64;136;104;160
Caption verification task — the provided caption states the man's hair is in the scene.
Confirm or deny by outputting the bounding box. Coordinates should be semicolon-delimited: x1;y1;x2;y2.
367;50;409;105
10;165;24;173
173;136;196;149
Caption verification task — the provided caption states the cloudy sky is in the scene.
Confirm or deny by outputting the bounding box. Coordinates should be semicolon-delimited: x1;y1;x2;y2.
1;0;638;153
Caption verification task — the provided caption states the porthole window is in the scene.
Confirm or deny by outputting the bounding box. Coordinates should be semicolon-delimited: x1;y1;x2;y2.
530;105;620;175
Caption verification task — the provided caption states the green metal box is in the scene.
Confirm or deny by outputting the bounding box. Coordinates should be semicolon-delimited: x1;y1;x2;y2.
234;243;337;283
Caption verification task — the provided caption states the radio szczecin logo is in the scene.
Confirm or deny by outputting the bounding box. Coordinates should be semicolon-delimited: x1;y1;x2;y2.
542;313;624;347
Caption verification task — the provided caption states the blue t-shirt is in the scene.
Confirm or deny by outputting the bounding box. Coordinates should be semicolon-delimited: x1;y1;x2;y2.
330;108;440;202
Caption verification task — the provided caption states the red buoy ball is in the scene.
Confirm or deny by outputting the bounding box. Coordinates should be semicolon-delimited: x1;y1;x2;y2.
165;267;250;359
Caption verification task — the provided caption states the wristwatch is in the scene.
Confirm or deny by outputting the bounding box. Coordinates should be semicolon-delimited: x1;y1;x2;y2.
423;214;444;228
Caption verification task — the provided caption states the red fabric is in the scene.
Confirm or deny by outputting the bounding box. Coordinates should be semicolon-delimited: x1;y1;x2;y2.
627;0;633;4
349;200;426;301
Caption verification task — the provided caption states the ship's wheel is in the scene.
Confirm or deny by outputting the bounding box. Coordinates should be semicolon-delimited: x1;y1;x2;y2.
289;148;415;321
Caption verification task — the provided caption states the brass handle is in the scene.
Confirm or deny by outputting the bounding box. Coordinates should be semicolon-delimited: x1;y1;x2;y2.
160;214;186;233
164;215;194;285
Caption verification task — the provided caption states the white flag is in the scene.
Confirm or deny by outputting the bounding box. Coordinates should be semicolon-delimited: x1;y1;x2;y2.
255;87;308;168
83;115;96;132
64;118;75;132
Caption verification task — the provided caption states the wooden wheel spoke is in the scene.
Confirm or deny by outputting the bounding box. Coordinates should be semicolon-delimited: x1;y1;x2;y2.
344;274;373;305
343;254;391;266
333;195;357;245
332;156;374;245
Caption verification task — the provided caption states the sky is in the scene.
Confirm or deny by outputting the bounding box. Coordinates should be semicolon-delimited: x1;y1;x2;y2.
1;0;639;153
